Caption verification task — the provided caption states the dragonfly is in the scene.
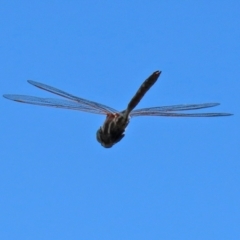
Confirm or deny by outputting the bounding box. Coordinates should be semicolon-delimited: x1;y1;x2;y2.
3;71;232;148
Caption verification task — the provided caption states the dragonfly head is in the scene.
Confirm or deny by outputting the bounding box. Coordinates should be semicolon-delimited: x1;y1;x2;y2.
96;127;125;148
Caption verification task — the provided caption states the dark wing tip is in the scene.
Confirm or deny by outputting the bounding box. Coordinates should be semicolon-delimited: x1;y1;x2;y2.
3;94;21;102
3;94;12;100
212;113;233;117
27;80;37;85
208;103;220;107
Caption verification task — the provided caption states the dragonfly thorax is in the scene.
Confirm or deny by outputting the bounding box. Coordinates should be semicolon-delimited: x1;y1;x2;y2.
96;113;130;148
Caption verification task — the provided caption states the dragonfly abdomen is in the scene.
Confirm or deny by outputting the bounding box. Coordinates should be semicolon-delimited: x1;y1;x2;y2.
126;71;161;114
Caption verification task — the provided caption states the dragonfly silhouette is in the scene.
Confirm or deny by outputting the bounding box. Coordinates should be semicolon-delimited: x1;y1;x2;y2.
3;71;232;148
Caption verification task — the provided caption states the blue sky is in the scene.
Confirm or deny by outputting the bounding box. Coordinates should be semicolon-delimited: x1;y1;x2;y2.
0;1;239;239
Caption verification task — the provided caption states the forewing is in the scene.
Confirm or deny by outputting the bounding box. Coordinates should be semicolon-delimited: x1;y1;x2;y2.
3;94;108;115
130;103;232;117
130;103;221;116
131;112;232;117
27;80;119;114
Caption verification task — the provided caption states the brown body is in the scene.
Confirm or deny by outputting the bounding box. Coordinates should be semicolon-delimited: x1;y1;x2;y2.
96;71;161;148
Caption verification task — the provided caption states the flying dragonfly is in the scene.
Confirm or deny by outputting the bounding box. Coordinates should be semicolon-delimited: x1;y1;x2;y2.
3;71;232;148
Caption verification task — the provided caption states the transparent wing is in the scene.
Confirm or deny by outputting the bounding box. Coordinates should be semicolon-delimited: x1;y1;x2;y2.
26;80;119;114
3;94;112;115
131;103;219;114
3;80;120;115
130;103;232;117
131;112;232;117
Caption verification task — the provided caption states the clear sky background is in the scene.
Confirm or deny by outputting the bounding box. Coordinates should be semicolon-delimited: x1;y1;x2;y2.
0;1;239;239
